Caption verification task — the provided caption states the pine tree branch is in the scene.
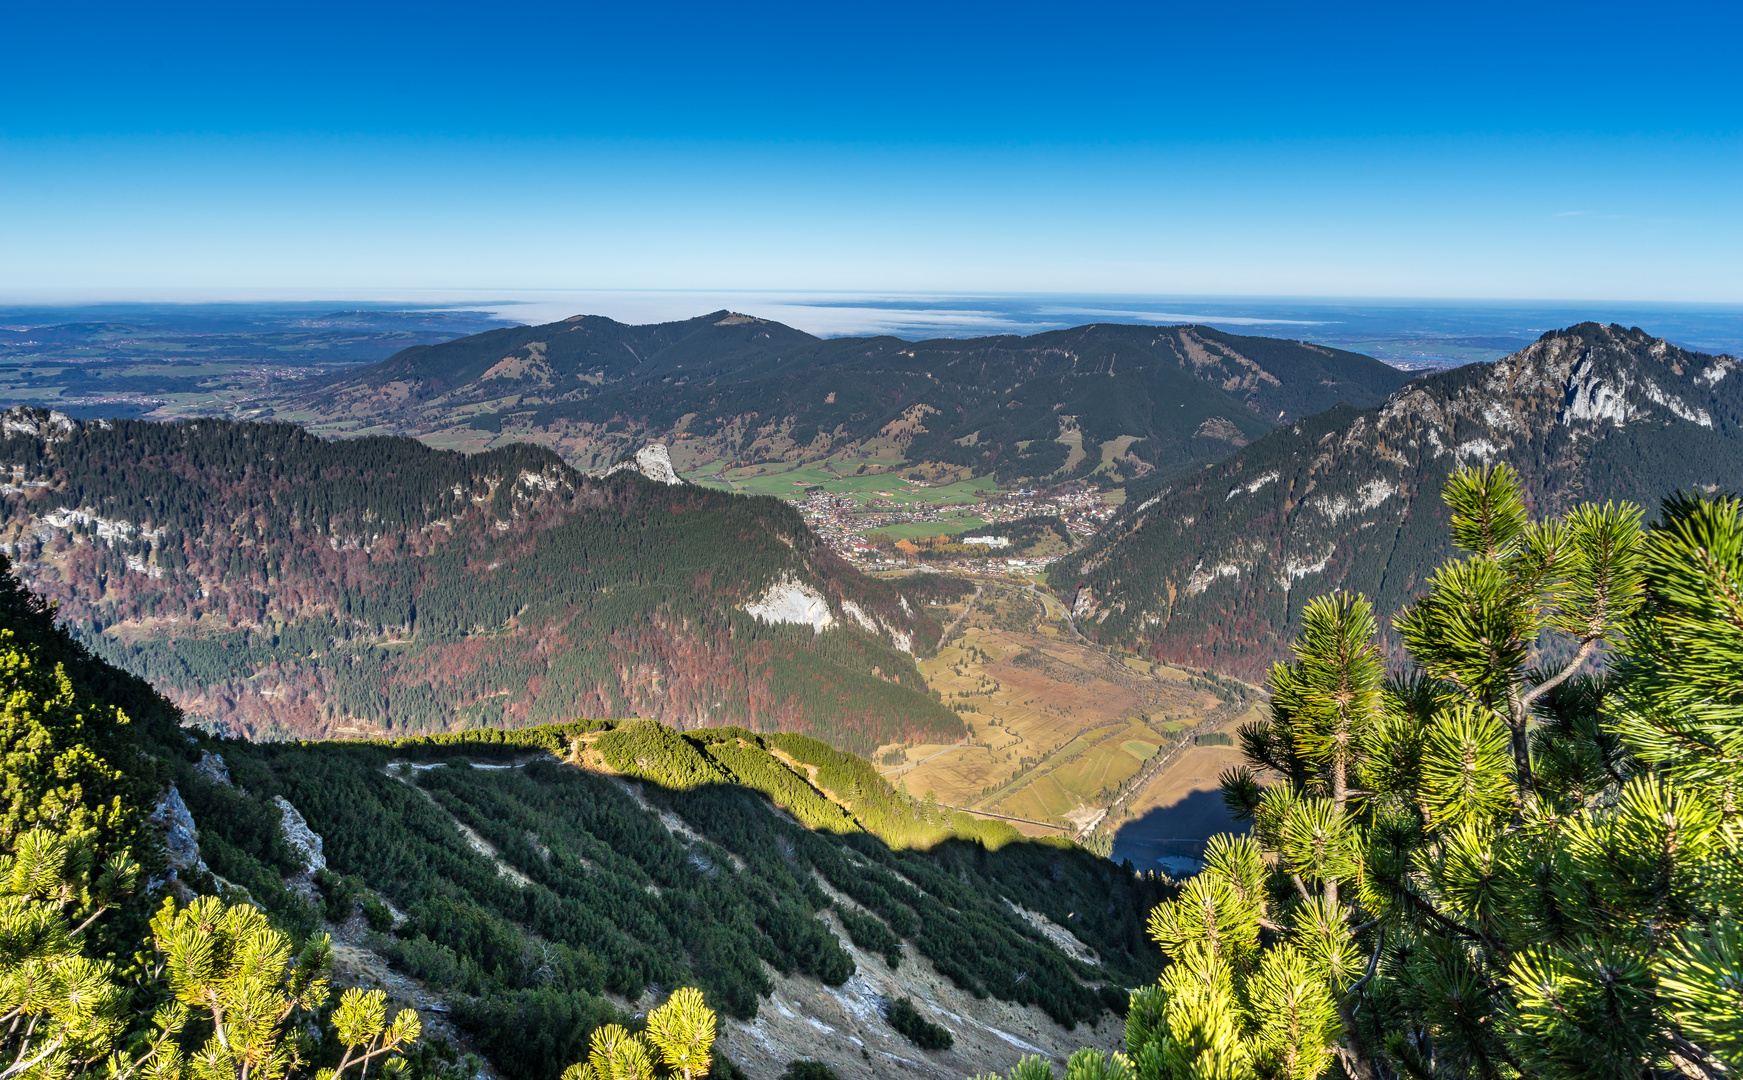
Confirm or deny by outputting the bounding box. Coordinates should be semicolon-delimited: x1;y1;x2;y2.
1517;636;1600;714
0;1034;64;1080
67;903;110;938
1347;927;1384;1012
108;1027;177;1080
1392;883;1503;956
1332;998;1380;1080
1667;1034;1731;1080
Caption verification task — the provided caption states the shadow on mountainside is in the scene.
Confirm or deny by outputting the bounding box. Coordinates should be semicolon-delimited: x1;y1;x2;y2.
1110;788;1247;874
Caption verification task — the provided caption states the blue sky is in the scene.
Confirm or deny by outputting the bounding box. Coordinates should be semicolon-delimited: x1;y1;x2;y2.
3;0;1740;299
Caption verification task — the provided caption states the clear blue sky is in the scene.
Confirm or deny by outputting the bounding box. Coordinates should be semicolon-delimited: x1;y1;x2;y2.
3;0;1739;300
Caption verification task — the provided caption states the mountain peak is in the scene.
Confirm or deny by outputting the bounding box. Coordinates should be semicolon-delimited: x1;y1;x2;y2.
1054;323;1743;677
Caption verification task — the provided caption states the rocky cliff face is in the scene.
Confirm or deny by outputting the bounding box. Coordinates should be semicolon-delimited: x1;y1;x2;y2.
1054;324;1743;676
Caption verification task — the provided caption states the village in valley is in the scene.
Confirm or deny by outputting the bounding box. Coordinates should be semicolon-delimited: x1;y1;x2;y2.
800;484;1116;570
688;458;1120;572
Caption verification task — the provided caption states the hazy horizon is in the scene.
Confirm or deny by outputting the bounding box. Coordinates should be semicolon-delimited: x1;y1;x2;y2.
7;291;1743;365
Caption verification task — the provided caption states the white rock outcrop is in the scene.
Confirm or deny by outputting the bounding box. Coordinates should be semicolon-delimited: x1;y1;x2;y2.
839;600;880;635
0;408;76;440
150;785;209;878
605;443;684;486
273;796;328;903
744;577;835;633
273;796;327;876
195;750;232;787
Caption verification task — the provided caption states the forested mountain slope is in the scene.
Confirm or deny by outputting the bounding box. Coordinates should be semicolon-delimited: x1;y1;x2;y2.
1053;323;1743;676
0;560;1165;1080
270;312;1412;485
0;411;962;749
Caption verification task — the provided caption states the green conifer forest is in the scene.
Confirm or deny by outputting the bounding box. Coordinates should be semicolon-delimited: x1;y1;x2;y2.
0;413;963;751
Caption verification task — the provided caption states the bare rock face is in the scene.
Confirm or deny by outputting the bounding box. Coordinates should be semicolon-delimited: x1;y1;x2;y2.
1070;586;1096;621
148;785;210;901
605;443;684;485
273;796;327;875
273;796;327;904
720;904;1124;1080
150;786;206;873
195;750;232;787
0;406;77;441
743;576;836;634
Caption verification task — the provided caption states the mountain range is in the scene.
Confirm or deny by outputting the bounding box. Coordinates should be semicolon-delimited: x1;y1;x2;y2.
0;411;966;750
267;312;1413;486
1053;323;1743;676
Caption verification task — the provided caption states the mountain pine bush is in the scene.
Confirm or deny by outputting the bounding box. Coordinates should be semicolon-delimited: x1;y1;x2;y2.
986;466;1740;1080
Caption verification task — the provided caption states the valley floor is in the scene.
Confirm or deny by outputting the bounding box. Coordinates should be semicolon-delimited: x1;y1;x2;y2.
884;579;1258;866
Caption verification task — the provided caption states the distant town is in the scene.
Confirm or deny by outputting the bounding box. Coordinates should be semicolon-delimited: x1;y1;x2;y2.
794;483;1116;572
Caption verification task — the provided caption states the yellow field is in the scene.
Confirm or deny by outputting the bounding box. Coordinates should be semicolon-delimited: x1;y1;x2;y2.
880;583;1241;833
1112;705;1263;830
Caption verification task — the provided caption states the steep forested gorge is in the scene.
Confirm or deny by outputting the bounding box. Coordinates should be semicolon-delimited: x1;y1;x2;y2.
0;411;962;749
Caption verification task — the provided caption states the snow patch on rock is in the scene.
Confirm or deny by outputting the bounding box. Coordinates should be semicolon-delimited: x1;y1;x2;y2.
744;577;835;633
